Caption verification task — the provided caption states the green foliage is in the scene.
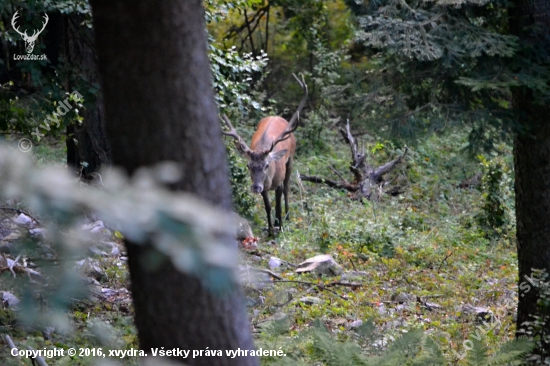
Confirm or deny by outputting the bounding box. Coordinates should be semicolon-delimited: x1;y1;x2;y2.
209;44;269;113
0;145;238;328
294;32;350;152
319;0;543;151
517;270;550;364
368;329;446;365
0;83;30;132
206;0;271;216
0;0;94;141
295;108;336;155
476;151;514;237
334;213;399;257
204;0;263;23
227;146;255;216
206;0;268;113
310;320;368;365
303;320;531;365
208;0;353;110
463;335;533;366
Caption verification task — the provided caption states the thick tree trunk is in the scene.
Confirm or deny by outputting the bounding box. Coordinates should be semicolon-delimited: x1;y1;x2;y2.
65;15;111;177
90;1;257;365
510;0;550;350
514;105;550;334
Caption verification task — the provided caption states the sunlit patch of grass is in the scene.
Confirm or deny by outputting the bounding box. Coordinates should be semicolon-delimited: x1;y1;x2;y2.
249;130;517;364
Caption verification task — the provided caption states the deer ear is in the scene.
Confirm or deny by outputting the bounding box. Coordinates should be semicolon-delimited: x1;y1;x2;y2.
268;149;287;162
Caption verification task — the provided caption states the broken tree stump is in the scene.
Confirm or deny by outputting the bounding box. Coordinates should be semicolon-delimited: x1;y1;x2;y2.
300;119;408;200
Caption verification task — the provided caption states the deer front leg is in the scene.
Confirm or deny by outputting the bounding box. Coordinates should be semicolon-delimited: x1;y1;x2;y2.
261;190;274;236
283;157;293;221
275;185;283;230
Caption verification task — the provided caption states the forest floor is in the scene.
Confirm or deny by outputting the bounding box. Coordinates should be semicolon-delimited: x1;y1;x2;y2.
0;130;520;365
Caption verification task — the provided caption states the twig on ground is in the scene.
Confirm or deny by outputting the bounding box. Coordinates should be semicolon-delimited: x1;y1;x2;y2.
27;346;49;366
0;207;40;225
250;268;283;280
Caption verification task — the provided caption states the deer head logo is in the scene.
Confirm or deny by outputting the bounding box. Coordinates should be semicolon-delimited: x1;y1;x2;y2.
11;11;49;54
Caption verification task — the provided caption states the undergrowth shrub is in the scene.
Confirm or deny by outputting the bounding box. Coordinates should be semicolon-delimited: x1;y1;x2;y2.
352;222;397;258
296;108;336;156
259;318;532;365
518;270;550;364
308;201;400;257
227;146;255;217
476;152;514;238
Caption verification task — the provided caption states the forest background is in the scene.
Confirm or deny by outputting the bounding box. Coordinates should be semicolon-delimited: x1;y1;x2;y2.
0;0;549;365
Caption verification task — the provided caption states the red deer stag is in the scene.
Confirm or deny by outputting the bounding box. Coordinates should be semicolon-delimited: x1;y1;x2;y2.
222;74;308;236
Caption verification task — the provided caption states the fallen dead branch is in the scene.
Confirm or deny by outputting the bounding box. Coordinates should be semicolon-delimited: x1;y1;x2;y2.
0;207;40;224
300;119;408;200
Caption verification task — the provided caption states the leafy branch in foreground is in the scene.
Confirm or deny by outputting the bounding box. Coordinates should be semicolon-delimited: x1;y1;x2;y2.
0;143;239;329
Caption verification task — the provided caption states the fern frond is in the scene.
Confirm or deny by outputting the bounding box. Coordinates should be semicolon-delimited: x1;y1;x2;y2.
466;337;489;366
485;337;534;366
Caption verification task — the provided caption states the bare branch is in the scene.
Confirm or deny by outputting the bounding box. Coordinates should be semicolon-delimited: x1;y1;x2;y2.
303;120;408;200
225;7;269;41
299;174;358;192
339;119;358;160
329;165;349;184
269;74;308;152
0;207;40;224
372;147;408;181
243;9;256;55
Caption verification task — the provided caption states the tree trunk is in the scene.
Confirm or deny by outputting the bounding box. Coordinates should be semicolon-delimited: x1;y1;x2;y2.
65;14;111;177
90;1;257;365
510;0;550;350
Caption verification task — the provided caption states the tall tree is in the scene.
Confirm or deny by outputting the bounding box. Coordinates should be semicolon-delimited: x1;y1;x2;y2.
345;0;517;145
90;1;258;365
346;0;550;353
509;0;550;352
64;13;111;177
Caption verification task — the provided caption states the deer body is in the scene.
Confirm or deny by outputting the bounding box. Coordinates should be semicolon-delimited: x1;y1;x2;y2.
250;117;296;192
222;75;307;236
248;117;296;234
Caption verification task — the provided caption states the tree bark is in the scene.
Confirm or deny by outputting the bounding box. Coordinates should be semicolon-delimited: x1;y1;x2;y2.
64;14;111;177
510;0;550;350
90;1;257;365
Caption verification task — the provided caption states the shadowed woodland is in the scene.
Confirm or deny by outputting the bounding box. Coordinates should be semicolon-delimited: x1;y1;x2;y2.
0;0;549;365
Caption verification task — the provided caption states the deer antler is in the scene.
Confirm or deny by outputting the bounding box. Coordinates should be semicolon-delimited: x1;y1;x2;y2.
29;14;49;40
269;73;308;152
11;11;26;38
221;115;253;155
